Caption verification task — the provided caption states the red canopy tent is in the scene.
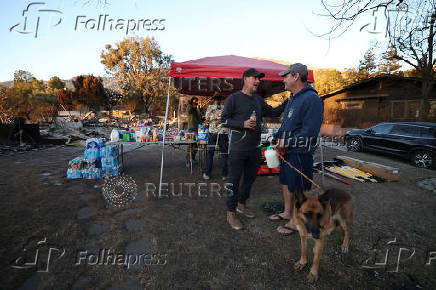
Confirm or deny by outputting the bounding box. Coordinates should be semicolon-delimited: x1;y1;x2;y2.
170;55;314;97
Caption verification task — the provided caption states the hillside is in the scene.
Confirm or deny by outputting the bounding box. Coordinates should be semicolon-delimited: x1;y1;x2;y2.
0;81;13;88
252;57;320;71
0;77;116;90
252;57;291;66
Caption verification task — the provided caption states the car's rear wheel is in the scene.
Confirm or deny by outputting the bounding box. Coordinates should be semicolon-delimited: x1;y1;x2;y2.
411;150;434;169
347;137;362;152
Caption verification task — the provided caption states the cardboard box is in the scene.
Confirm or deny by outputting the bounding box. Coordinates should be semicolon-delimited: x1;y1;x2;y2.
335;156;400;182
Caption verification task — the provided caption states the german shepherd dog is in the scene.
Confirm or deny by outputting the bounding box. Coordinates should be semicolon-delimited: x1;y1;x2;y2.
293;187;355;282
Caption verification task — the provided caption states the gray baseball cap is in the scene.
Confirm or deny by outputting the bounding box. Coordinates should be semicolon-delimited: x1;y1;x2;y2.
279;63;308;78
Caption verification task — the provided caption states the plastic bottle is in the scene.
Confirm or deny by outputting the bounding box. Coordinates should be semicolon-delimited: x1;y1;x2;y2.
250;110;256;121
265;146;280;168
110;129;119;142
152;129;157;142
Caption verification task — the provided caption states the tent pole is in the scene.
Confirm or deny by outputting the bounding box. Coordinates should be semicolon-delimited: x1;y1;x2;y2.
158;77;172;197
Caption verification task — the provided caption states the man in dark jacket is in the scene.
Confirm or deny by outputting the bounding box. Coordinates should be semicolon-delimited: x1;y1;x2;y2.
267;63;324;235
187;97;202;131
221;68;288;230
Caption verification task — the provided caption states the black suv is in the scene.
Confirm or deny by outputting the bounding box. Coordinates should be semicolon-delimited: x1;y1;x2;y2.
345;122;436;169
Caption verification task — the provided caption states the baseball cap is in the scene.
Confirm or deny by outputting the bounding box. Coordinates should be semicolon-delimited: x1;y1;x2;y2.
243;68;265;78
279;63;308;78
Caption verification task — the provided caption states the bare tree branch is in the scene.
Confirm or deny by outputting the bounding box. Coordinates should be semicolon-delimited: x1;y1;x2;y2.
318;0;436;120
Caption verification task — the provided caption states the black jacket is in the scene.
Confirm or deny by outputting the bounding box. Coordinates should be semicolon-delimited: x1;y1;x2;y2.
221;91;287;152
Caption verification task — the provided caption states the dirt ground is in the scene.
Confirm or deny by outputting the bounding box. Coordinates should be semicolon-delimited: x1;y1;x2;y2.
1;143;436;289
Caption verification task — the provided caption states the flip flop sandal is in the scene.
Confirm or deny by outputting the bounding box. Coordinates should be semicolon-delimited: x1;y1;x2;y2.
268;214;290;221
277;225;297;236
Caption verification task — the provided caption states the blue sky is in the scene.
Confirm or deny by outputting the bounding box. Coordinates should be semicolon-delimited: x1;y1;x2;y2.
0;0;390;82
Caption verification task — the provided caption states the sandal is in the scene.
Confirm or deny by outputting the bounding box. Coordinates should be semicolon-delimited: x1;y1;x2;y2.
277;225;297;236
268;213;290;221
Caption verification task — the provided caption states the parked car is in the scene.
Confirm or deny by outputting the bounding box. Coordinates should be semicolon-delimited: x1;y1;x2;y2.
345;122;436;169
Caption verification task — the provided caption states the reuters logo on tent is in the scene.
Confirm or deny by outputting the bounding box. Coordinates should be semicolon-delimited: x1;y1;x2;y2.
174;77;235;95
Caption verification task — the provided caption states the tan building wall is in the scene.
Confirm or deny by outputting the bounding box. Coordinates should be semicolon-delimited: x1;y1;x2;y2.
323;78;436;129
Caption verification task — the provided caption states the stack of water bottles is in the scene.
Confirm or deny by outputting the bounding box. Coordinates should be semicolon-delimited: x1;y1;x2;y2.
67;156;85;179
197;124;208;141
67;138;122;179
100;143;122;178
82;138;105;179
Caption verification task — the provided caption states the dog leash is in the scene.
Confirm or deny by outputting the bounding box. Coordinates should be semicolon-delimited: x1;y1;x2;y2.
274;148;324;194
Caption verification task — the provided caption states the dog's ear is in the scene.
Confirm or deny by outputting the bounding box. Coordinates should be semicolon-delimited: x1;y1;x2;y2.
319;189;331;204
294;187;307;209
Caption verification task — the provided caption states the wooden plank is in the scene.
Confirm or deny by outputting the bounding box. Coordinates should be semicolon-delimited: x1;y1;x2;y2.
336;156;400;182
325;166;366;182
